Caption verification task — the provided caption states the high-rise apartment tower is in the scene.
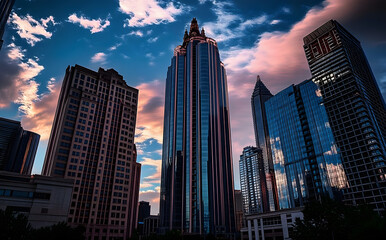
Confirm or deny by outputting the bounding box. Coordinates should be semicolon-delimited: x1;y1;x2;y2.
239;146;263;214
160;18;236;236
42;65;141;239
304;20;386;211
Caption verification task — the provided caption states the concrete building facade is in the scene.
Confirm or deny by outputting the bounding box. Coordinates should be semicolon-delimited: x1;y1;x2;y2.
0;171;73;229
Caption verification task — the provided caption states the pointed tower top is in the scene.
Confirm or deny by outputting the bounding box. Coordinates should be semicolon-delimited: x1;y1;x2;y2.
189;17;200;36
252;75;272;98
201;27;206;37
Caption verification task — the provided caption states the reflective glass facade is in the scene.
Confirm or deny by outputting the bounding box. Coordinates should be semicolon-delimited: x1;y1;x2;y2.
250;77;279;212
160;18;235;235
304;20;386;211
265;80;348;209
0;117;40;175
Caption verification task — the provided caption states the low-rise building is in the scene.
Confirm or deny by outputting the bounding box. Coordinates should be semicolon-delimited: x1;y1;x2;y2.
143;215;159;237
0;171;73;228
241;208;303;240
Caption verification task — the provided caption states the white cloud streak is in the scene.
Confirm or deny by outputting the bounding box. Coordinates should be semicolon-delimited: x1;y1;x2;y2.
68;13;110;33
119;0;188;27
9;13;56;46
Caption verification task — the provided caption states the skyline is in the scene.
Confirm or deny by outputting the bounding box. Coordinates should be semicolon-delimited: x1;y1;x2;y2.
0;0;385;215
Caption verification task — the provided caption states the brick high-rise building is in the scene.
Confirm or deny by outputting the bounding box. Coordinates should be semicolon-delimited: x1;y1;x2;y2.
304;20;386;211
42;65;141;239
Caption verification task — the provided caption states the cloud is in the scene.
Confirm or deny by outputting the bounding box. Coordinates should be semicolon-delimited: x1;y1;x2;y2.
67;13;110;33
21;78;62;140
138;157;162;214
220;0;386;188
147;37;158;43
202;2;270;42
145;53;156;65
0;44;43;113
135;80;165;144
139;189;160;215
128;30;144;37
108;43;122;51
139;157;162;186
119;0;188;27
270;19;281;25
91;52;107;63
9;12;56;46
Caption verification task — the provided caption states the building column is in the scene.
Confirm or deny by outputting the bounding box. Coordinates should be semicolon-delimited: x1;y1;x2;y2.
248;220;252;240
253;218;259;240
281;214;289;239
260;218;264;240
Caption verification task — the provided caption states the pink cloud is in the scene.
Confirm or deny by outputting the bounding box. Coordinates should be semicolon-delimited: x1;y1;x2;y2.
21;78;62;140
222;0;386;188
135;80;165;144
139;189;160;215
0;44;43;112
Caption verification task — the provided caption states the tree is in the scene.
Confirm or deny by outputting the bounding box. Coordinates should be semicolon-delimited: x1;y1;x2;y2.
0;209;85;240
0;209;31;240
293;198;386;240
31;222;85;240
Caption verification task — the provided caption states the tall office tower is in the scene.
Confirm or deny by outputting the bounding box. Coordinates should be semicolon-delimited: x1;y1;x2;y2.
138;201;151;224
239;146;263;214
0;117;40;175
137;201;151;235
303;20;386;211
42;65;141;239
251;76;278;212
265;80;348;209
0;0;15;50
160;18;236;235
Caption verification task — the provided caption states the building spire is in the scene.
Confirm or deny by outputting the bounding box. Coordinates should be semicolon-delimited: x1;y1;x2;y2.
252;75;272;97
189;17;200;36
201;27;206;37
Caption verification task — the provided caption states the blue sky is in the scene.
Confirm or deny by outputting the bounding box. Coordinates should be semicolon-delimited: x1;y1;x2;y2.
0;0;385;214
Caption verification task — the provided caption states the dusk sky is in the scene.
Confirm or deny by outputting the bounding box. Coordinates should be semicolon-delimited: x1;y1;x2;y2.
0;0;385;215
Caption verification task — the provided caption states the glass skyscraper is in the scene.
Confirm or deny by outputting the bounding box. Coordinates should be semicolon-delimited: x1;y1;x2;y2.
304;20;386;211
0;0;15;50
250;76;278;212
160;18;235;235
265;80;348;209
0;117;40;175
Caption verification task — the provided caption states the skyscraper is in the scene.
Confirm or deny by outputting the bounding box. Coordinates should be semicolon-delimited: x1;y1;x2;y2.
234;190;244;232
0;0;15;50
303;20;386;211
0;117;40;175
251;76;278;212
239;146;263;214
42;65;141;239
265;80;348;209
160;18;235;235
137;201;151;235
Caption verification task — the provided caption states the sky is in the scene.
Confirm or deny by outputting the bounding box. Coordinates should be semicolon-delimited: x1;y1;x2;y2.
0;0;385;215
